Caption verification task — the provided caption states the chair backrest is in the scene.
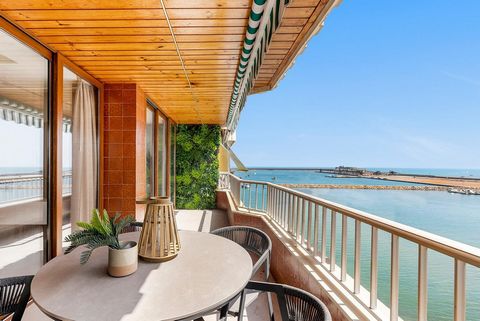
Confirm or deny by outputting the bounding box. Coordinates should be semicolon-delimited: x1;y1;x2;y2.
121;221;143;234
246;281;332;321
282;284;331;321
0;275;34;321
211;226;272;276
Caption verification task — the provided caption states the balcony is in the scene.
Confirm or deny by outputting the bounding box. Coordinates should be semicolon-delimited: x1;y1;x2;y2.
0;0;478;320
3;171;479;320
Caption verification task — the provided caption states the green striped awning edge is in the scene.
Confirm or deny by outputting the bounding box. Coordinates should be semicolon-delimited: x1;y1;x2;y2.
226;0;288;130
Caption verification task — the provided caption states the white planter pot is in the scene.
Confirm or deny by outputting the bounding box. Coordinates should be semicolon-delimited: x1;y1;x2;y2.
107;241;138;277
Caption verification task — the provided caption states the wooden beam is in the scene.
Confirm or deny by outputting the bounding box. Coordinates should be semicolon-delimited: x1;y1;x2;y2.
29;27;247;36
2;9;250;20
17;19;248;28
0;0;251;10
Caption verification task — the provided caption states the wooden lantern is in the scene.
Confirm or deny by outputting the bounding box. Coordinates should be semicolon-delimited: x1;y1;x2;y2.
137;197;180;262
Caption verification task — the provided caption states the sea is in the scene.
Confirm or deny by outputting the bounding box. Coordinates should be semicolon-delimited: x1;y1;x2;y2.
235;168;480;321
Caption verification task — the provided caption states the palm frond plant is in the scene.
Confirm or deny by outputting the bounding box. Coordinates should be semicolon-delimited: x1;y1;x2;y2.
65;209;134;264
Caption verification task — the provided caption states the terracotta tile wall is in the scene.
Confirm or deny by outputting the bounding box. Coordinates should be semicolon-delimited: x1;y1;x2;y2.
103;83;147;219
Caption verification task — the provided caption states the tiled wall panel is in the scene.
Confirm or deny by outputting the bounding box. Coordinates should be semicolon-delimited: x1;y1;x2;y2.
103;84;146;219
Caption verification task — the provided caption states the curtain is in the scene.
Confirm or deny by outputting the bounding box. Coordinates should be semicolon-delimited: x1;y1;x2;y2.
71;80;97;228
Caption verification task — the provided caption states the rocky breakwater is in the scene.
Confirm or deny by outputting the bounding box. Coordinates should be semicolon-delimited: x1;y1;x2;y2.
279;184;449;191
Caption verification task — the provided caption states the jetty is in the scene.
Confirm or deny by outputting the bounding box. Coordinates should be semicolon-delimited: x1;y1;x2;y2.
318;166;480;189
280;184;449;191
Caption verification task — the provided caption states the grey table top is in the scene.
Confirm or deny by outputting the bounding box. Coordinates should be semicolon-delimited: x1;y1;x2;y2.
31;230;253;321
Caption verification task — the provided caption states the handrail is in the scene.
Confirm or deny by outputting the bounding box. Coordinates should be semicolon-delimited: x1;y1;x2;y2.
0;172;72;204
228;173;480;266
225;172;478;321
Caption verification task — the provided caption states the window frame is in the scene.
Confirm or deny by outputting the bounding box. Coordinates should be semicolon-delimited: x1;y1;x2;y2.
146;99;172;198
0;17;104;259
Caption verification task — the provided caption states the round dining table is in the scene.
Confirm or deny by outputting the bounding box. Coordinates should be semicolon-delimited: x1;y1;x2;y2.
31;230;253;321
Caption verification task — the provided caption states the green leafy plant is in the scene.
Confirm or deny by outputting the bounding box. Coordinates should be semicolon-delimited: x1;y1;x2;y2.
175;124;220;209
64;209;134;264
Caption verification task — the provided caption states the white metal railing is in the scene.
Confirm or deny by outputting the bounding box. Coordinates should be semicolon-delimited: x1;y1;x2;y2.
225;173;480;321
218;172;231;190
0;172;72;204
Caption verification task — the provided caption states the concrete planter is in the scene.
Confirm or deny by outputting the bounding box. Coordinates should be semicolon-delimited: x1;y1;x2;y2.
107;241;138;277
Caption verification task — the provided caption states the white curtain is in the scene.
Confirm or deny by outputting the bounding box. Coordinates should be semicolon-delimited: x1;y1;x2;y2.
71;80;97;228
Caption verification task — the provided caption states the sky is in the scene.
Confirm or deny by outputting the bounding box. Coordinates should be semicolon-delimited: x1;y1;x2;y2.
233;0;480;169
0;120;72;168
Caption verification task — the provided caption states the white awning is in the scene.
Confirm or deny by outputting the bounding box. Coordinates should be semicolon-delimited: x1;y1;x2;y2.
229;148;248;172
0;96;71;132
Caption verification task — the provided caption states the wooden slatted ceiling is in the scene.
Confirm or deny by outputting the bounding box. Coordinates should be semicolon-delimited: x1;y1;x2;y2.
0;0;333;124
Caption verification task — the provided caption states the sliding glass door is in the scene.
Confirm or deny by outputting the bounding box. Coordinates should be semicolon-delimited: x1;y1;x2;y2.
0;28;49;277
145;101;168;198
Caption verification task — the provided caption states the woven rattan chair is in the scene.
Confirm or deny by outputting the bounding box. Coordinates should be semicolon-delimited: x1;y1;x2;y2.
211;226;273;320
0;275;34;321
245;281;332;321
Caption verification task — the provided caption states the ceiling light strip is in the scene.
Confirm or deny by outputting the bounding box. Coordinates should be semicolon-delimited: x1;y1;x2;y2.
159;0;202;123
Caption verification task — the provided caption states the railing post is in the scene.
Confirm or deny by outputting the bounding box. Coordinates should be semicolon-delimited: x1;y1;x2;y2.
277;190;282;221
390;234;399;321
321;206;327;263
307;201;312;251
273;188;277;219
341;215;347;282
296;196;302;242
454;259;466;321
262;184;266;212
265;185;271;216
354;220;361;294
300;199;306;245
239;181;244;207
254;184;258;210
330;210;336;272
249;184;253;210
418;245;428;321
314;204;319;257
292;195;298;235
288;194;294;233
370;226;378;309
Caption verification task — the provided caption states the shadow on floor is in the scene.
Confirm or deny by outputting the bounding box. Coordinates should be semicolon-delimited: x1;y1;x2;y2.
176;209;229;232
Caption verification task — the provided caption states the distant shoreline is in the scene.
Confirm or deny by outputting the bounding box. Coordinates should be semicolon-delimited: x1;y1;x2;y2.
237;167;480;179
281;184;449;191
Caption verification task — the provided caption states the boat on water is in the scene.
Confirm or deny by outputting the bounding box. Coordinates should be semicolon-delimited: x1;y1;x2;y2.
447;188;480;195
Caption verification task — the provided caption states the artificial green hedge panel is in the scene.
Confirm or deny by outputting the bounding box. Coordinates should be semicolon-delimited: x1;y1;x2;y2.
175;124;220;209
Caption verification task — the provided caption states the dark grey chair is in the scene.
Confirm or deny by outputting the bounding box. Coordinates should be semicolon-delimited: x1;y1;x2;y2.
245;281;332;321
121;221;143;233
0;275;34;321
211;226;273;321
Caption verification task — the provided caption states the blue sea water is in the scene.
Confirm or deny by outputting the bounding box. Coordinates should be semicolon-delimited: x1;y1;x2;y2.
236;168;480;321
0;167;42;175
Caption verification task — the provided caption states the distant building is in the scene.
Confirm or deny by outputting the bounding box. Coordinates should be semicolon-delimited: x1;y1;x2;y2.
334;166;368;176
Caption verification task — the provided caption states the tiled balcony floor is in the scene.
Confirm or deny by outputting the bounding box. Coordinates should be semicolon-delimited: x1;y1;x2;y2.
22;210;275;321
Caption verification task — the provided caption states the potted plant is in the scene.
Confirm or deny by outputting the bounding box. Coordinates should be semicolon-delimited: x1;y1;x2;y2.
65;209;138;277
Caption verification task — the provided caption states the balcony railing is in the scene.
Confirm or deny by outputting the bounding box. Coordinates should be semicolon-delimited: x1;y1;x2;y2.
0;172;72;204
222;172;480;321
